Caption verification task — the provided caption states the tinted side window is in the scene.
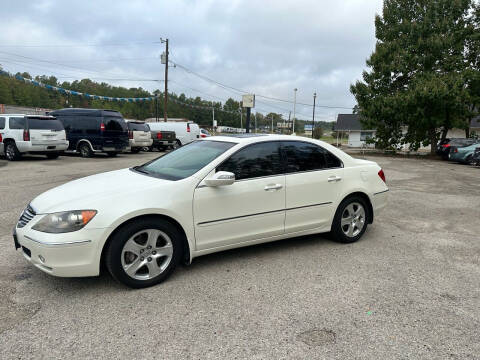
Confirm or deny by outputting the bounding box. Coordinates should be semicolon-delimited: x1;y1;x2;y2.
9;117;26;129
217;142;282;180
282;142;326;173
0;117;5;129
324;150;342;168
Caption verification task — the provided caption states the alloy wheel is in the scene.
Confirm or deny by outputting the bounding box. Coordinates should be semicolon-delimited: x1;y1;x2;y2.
6;144;15;160
121;229;173;280
341;202;366;238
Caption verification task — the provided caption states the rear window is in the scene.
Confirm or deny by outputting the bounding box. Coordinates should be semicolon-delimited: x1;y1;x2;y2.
27;118;64;131
104;117;127;132
128;122;149;131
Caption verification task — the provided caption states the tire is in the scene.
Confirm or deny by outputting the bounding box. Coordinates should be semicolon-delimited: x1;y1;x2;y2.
46;152;60;159
105;218;183;288
4;142;21;161
148;146;154;152
330;196;369;244
157;145;166;152
78;142;93;158
174;140;181;149
106;152;118;157
131;148;140;154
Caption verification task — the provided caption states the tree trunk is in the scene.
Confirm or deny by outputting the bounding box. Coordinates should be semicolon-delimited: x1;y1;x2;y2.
466;124;470;138
429;129;437;155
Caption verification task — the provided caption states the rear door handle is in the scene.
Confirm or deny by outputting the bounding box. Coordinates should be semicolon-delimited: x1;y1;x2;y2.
327;176;342;183
264;184;283;191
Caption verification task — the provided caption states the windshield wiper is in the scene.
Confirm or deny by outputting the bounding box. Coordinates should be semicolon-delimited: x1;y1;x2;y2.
132;166;149;174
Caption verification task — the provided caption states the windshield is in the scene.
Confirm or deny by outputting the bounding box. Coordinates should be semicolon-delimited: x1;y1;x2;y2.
136;140;235;180
27;118;64;131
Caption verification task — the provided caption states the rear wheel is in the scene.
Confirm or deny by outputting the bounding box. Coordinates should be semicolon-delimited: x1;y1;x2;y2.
46;152;60;159
106;218;182;288
5;142;21;161
157;145;166;152
330;196;369;244
78;143;93;158
131;148;140;154
174;140;181;149
106;152;118;157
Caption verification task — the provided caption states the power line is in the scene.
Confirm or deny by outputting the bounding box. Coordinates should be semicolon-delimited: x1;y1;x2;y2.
171;59;353;110
0;41;161;48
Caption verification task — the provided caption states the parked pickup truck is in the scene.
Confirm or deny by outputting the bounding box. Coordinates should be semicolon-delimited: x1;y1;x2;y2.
147;122;176;151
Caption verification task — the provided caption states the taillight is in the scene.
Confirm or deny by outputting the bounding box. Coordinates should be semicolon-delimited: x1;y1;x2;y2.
0;133;2;142
156;132;162;139
100;123;105;132
454;148;458;153
378;169;386;183
128;130;133;139
200;133;206;138
23;129;30;141
442;144;450;148
187;123;190;132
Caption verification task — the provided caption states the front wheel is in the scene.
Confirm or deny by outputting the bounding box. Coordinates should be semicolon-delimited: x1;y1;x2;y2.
105;218;183;288
330;196;369;244
173;140;181;149
78;143;93;158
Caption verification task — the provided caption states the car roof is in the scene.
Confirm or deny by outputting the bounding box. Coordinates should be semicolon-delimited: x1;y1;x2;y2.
0;114;55;119
203;134;332;146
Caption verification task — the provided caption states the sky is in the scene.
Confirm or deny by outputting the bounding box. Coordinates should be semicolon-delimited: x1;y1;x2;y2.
0;0;384;122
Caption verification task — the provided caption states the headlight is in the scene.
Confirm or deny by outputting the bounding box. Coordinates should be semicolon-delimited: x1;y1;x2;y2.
32;210;97;233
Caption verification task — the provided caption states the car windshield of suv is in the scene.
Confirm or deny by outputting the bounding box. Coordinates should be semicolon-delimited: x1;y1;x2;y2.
136;140;235;180
27;118;64;131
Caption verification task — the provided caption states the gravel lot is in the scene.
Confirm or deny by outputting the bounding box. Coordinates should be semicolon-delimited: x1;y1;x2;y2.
0;152;479;359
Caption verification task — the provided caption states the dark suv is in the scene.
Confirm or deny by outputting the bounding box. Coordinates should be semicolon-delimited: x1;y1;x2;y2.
49;108;129;157
437;138;479;160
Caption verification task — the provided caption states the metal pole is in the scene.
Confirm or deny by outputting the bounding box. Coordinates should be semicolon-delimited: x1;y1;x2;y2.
293;88;297;134
254;113;257;133
271;115;273;133
163;39;169;122
312;92;316;138
212;107;215;128
240;109;243;129
246;107;251;133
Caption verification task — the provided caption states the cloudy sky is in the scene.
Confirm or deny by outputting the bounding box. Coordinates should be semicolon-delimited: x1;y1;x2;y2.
0;0;383;122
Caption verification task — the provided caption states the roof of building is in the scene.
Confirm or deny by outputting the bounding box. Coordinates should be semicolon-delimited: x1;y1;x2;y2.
334;114;374;131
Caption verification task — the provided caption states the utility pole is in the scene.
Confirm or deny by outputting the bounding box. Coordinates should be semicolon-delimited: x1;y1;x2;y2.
240;109;243;129
312;92;317;138
293;88;297;134
161;38;169;122
254;113;257;133
288;111;291;134
212;107;215;128
271;114;273;133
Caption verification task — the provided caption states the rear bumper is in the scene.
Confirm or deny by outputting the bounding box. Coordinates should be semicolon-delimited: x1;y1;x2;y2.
129;139;153;148
152;139;175;146
16;141;69;153
371;189;388;219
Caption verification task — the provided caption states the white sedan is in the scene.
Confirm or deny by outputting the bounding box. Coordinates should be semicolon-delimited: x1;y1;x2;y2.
13;135;388;288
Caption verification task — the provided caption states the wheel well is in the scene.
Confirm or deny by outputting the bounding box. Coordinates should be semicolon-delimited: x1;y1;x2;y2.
77;140;93;151
341;192;374;224
3;138;14;144
100;214;191;273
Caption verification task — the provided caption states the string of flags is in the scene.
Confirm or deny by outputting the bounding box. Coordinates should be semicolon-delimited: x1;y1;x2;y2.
0;67;241;115
0;69;156;102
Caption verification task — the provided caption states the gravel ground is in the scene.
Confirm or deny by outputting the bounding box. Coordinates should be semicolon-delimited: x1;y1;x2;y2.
0;152;479;359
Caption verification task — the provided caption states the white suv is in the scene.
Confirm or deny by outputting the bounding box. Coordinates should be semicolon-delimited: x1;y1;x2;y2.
0;114;69;160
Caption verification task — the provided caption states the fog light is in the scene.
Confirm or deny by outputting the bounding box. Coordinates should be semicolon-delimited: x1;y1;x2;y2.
38;255;45;263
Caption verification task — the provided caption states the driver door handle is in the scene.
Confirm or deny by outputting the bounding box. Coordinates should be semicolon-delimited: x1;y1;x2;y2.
264;184;283;191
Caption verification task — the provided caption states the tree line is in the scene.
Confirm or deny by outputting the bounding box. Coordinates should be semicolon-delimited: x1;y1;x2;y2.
0;70;333;133
351;0;480;153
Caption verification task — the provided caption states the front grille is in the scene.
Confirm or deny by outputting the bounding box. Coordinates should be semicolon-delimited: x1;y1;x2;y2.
17;205;36;228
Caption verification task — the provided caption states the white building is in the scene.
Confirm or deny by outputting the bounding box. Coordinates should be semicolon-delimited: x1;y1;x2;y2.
334;114;480;149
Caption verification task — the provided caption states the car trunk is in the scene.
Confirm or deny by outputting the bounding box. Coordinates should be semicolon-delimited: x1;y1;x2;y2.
27;117;66;145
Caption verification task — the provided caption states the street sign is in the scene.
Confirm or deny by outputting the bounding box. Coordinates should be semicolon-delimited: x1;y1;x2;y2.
242;94;255;108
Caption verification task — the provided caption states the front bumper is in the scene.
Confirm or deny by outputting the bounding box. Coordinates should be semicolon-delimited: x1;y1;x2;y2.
14;220;110;277
448;152;467;162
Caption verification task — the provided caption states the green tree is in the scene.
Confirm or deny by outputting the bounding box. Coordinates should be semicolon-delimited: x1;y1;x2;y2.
351;0;478;153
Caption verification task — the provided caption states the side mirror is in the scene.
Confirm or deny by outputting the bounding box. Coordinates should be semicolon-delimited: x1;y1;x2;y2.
205;171;235;187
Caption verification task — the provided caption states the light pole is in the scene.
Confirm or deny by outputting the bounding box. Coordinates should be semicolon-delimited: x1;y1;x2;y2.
239;108;243;129
160;38;169;122
293;88;297;134
312;92;317;138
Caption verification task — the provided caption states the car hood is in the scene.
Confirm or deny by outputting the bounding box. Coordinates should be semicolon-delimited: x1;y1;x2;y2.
31;168;168;214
